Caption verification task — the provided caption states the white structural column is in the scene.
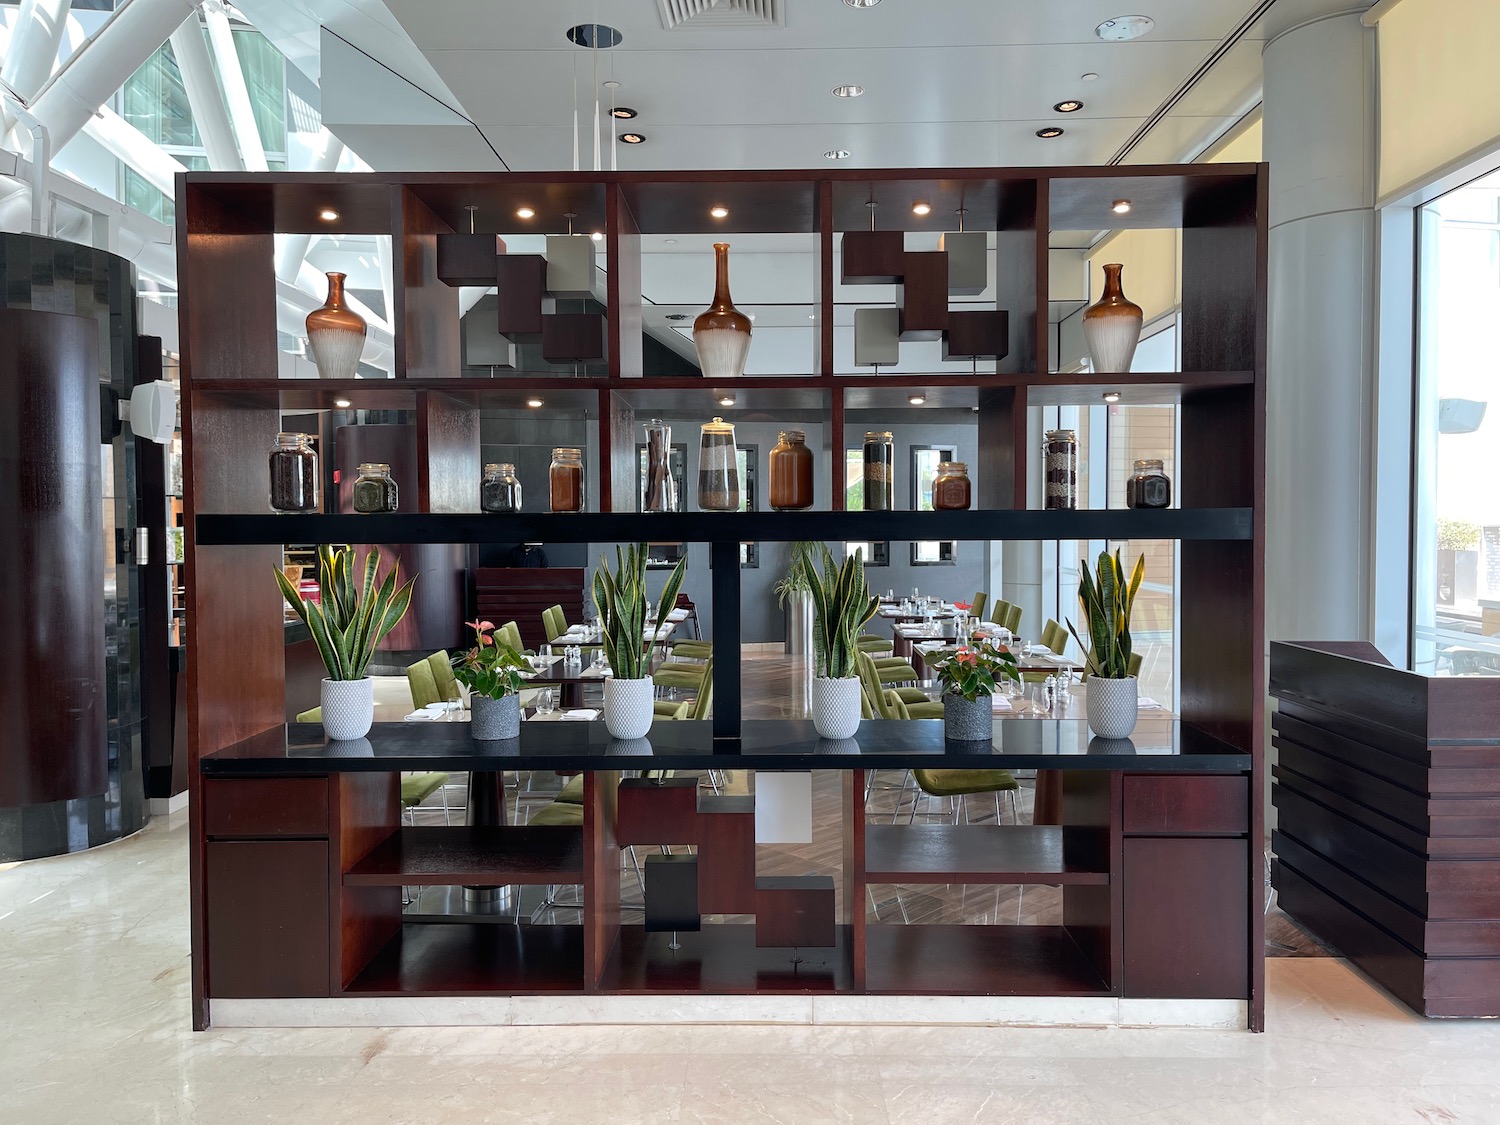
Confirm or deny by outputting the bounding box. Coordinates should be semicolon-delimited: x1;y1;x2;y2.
1261;7;1378;647
27;0;198;152
169;15;241;170
201;0;266;171
1;0;72;127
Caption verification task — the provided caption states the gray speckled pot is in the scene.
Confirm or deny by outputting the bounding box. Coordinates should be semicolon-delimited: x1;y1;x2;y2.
943;693;993;742
471;693;520;740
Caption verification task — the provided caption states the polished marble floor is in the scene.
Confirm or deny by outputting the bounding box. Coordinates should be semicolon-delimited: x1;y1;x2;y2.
4;812;1499;1124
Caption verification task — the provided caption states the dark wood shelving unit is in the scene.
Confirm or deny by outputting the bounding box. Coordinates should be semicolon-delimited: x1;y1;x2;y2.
863;825;1108;885
180;164;1267;1030
344;826;585;887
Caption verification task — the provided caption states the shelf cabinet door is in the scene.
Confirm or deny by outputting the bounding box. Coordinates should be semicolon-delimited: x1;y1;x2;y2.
206;840;331;998
1122;836;1248;999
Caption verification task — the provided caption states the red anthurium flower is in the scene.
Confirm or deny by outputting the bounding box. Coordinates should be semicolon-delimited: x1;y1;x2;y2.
954;601;971;611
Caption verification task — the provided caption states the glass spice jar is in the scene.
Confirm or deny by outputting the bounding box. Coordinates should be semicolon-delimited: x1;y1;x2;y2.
932;461;971;510
1043;430;1077;511
268;432;318;513
641;419;675;513
1127;458;1171;509
480;463;521;513
862;431;894;511
352;462;398;513
768;429;814;511
549;447;585;512
697;417;741;511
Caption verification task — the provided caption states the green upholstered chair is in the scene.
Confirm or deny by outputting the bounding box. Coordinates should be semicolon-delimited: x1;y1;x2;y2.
990;598;1013;625
857;652;943;719
542;605;567;644
969;592;987;620
400;771;450;823
668;639;713;660
1003;603;1023;634
856;652;930;706
499;621;532;655
528;801;584;826
1082;650;1143;681
654;699;691;720
857;633;894;655
1021;620;1071;683
911;767;1020;823
427;652;460;702
655;653;713;693
295;706;321;722
406;658;443;710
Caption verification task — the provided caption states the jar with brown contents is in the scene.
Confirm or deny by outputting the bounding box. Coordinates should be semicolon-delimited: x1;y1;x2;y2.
862;431;894;511
697;417;741;511
1042;430;1077;511
269;432;318;512
769;429;814;510
549;447;585;512
932;461;971;510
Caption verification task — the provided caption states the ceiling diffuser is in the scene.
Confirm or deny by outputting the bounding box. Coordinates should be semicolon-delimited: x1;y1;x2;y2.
656;0;785;31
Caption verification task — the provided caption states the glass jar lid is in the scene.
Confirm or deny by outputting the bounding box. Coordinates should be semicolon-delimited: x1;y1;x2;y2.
356;462;390;473
936;461;967;474
483;462;516;474
778;429;806;444
701;417;735;434
275;432;310;447
1044;429;1077;442
552;447;582;458
1133;458;1166;473
865;430;893;442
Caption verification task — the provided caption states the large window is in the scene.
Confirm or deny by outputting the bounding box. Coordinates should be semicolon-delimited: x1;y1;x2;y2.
1414;168;1500;674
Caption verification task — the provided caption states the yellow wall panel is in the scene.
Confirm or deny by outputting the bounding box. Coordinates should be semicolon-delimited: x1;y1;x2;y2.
1088;227;1181;328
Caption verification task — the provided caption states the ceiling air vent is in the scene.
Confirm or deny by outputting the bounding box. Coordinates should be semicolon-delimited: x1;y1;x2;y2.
656;0;785;31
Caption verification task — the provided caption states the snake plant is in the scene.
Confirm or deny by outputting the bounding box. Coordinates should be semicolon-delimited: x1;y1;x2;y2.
1066;548;1145;679
275;545;417;681
591;543;688;680
808;544;878;680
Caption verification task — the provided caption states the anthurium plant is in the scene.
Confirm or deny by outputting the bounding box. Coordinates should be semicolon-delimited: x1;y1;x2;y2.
936;645;1019;702
1067;548;1145;679
275;544;416;680
808;544;879;680
451;620;529;699
591;543;688;680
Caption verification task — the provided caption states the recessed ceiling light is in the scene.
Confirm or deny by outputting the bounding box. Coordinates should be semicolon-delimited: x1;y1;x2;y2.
333;398;352;408
1095;15;1154;41
1036;127;1064;139
620;132;646;144
808;314;816;320
565;23;622;48
710;206;729;219
908;394;926;405
825;149;851;160
1102;391;1121;403
664;238;677;244
665;313;690;321
602;80;621;90
526;397;544;408
832;85;864;98
1111;199;1132;214
718;395;736;407
318;208;339;222
1054;100;1084;113
591;231;603;241
1081;72;1100;82
515;206;535;219
912;201;932;216
611;106;637;119
842;0;881;6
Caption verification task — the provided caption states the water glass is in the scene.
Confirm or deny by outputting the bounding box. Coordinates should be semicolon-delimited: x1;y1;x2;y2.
537;688;555;716
540;643;552;659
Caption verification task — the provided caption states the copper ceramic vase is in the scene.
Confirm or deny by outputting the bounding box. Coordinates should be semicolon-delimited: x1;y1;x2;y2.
693;243;752;379
305;271;367;379
1082;262;1143;374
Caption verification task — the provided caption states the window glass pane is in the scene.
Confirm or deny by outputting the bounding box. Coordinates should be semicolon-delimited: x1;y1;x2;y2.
1415;168;1500;674
123;43;198;147
232;27;287;155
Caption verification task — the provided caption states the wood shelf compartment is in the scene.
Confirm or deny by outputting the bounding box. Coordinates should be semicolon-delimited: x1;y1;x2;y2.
196;507;1255;546
862;924;1111;996
864;825;1108;885
343;922;585;995
343;826;585;887
605;924;853;994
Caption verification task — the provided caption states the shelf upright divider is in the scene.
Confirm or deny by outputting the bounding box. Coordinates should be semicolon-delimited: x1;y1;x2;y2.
816;180;834;377
710;537;742;741
607;182;644;379
392;185;460;381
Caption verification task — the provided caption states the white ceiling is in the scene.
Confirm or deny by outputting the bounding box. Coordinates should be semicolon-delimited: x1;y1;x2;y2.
267;0;1274;173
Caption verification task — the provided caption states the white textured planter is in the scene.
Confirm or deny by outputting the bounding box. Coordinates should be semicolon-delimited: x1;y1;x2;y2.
321;677;374;741
603;676;654;740
1086;676;1138;740
471;694;520;740
812;676;861;740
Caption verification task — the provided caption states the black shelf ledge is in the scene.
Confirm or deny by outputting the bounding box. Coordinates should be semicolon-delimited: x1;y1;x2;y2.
195;508;1253;546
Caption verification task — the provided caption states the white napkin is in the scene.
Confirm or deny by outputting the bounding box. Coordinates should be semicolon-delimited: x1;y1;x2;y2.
563;624;587;637
990;696;1014;713
1042;653;1073;665
666;608;690;622
562;708;599;721
403;709;440;722
1138;696;1165;711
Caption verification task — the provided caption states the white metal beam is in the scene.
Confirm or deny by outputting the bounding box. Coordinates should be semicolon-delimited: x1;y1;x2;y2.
201;0;266;171
274;132;342;282
83;105;185;197
169;16;241;170
28;0;199;153
2;0;72;127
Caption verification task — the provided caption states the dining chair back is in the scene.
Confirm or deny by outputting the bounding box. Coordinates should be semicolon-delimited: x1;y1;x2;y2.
970;592;988;620
542;605;567;643
427;651;460;701
1039;620;1069;655
990;598;1014;625
406;658;442;710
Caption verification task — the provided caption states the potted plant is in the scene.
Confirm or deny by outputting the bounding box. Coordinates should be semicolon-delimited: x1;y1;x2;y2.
808;545;878;739
276;544;417;741
773;540;821;655
592;543;688;739
451;619;529;740
936;645;1019;742
1067;548;1145;740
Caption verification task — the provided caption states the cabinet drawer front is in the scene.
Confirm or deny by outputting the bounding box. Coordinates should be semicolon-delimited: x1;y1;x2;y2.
204;777;329;837
206;839;331;998
1123;775;1247;835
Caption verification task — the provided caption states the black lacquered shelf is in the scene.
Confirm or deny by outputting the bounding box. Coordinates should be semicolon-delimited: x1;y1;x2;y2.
864;825;1108;885
200;717;1252;775
343;922;585;995
863;924;1110;996
606;924;853;994
196;507;1253;546
344;826;585;887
